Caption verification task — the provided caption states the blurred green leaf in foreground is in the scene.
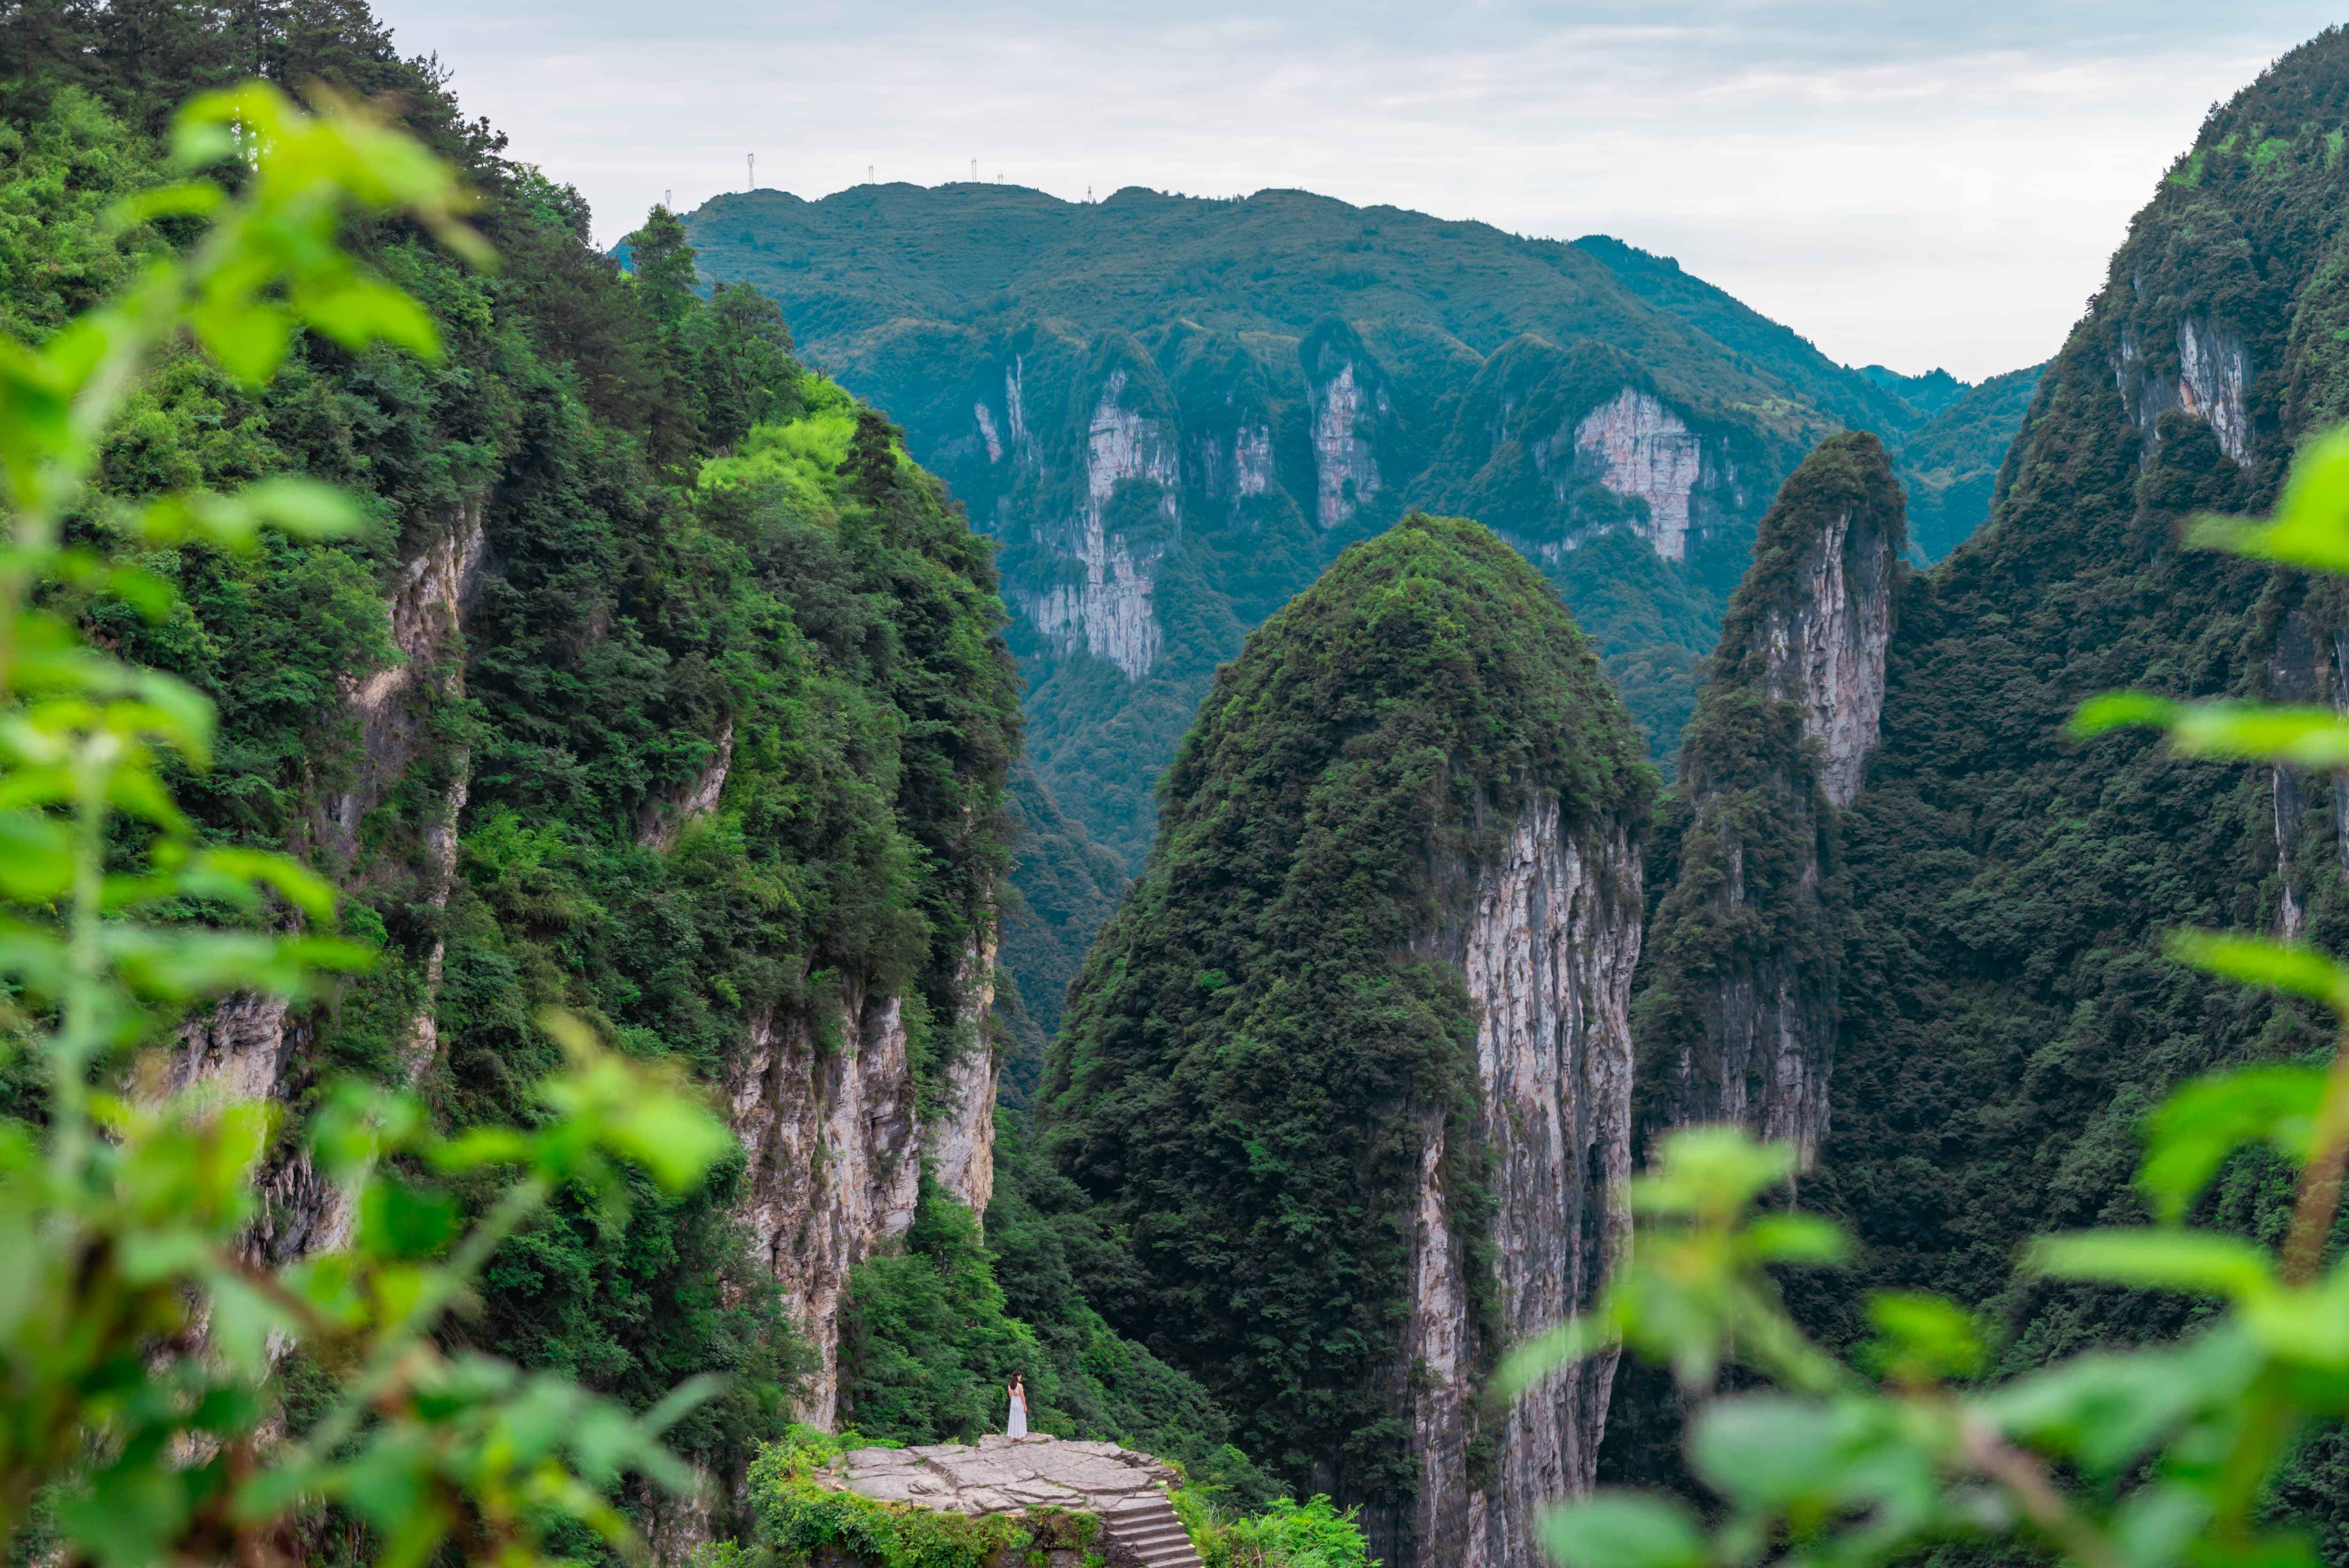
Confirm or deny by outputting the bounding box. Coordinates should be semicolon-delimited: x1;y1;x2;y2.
0;80;731;1568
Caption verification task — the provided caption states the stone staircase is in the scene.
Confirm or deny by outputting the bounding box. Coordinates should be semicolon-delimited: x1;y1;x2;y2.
1102;1493;1201;1568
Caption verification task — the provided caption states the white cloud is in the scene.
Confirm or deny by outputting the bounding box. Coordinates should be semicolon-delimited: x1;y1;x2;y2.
372;1;2341;380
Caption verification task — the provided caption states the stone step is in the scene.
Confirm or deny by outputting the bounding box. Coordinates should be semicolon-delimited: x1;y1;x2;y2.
1124;1549;1199;1568
1123;1534;1192;1553
1102;1495;1201;1568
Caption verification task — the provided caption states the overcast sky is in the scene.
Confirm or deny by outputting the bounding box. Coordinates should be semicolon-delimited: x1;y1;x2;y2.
368;2;2343;381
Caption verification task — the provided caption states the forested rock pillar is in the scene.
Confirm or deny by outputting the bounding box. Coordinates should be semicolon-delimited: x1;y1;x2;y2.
1636;433;1904;1169
1041;514;1654;1568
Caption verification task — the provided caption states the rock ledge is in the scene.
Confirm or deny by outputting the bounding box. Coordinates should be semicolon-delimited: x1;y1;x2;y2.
824;1434;1179;1519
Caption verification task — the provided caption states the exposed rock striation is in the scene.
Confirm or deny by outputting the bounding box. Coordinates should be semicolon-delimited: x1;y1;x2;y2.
1571;388;1706;561
169;501;490;1266
1406;799;1643;1568
1042;514;1652;1568
1015;357;1182;681
726;985;919;1429
1307;359;1385;530
2118;314;2254;465
1633;433;1906;1169
1417;336;1755;574
724;946;1004;1428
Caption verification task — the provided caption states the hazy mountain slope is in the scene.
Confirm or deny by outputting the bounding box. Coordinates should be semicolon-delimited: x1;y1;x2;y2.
1895;361;2048;560
692;182;1819;400
1571;234;1921;434
1859;362;1967;417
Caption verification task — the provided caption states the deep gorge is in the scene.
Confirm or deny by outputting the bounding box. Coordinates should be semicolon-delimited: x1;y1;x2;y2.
13;6;2349;1568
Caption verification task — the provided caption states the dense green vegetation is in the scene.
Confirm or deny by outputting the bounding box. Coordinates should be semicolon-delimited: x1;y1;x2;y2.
1750;24;2349;1556
28;7;2326;1566
0;61;756;1568
682;182;2039;1038
0;0;1034;1537
1898;362;2047;561
1039;514;1651;1528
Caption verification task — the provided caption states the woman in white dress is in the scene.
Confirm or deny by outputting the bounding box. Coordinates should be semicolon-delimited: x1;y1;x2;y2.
1006;1374;1028;1438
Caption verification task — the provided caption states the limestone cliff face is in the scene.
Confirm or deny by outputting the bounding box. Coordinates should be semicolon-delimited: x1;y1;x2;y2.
724;945;1003;1426
1748;473;1899;811
1422;336;1765;574
2118;314;2253;465
927;928;1005;1219
725;985;916;1430
1635;433;1905;1170
1015;363;1181;681
167;492;1010;1437
1404;800;1643;1568
1569;388;1707;562
170;501;488;1265
1307;360;1386;530
638;722;734;851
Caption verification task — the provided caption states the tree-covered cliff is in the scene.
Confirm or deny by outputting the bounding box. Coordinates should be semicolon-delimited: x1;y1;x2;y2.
1630;431;1905;1168
0;3;1038;1542
1040;513;1653;1567
1771;24;2349;1554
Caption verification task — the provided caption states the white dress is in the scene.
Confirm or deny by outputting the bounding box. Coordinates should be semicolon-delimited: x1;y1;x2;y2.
1007;1387;1028;1438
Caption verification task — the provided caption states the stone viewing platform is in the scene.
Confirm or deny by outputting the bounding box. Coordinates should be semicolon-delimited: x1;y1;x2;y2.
819;1435;1201;1567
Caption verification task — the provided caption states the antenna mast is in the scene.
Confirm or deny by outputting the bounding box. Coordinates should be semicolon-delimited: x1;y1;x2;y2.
747;153;754;191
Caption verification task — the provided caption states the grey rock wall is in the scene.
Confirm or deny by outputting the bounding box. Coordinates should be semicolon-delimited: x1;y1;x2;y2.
1402;799;1644;1568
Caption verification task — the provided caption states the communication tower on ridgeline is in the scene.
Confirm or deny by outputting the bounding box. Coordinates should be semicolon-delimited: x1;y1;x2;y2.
970;158;977;181
867;164;875;184
747;154;754;191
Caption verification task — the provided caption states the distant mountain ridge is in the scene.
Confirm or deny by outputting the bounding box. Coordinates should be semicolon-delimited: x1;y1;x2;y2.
1859;362;1968;417
682;183;2038;1021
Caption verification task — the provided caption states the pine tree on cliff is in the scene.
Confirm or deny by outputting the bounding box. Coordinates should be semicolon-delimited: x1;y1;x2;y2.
1632;430;1905;1168
1040;513;1653;1568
